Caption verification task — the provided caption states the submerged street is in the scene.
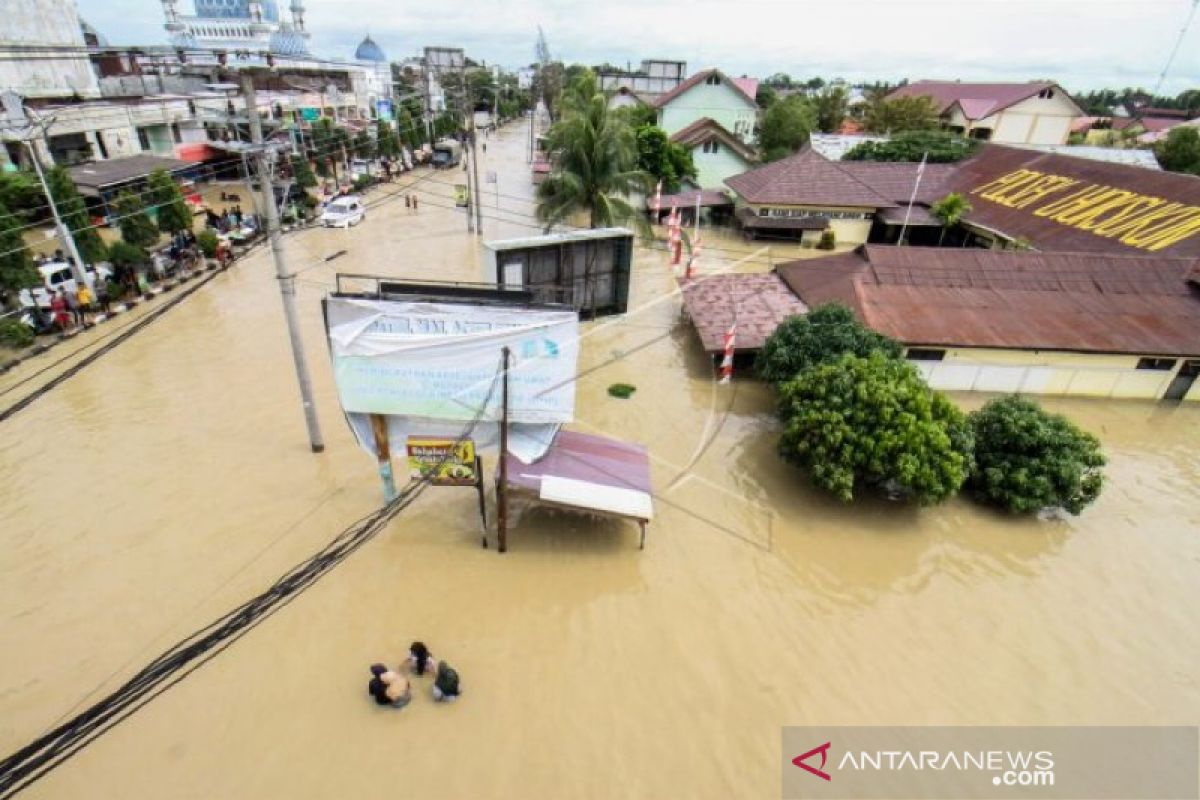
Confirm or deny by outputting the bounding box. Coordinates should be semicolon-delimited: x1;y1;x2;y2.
2;119;1199;799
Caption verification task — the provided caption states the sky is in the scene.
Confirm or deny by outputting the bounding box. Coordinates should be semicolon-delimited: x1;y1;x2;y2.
76;0;1200;96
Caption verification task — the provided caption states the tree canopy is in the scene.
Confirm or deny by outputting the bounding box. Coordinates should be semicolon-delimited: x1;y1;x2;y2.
843;130;980;163
776;352;972;505
47;166;106;263
1155;126;1200;176
634;125;696;194
0;200;38;294
756;303;902;384
931;192;973;245
146;169;192;235
758;95;818;162
813;86;849;133
862;95;941;134
967;396;1105;515
113;190;159;250
536;69;650;230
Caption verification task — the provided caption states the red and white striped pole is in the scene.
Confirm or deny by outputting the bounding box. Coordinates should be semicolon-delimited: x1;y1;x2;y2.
669;203;682;266
719;317;737;384
686;232;701;280
653;180;662;222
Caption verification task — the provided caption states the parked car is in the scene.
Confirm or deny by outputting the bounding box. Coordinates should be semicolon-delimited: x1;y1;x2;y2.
320;195;366;228
431;139;462;169
18;261;113;310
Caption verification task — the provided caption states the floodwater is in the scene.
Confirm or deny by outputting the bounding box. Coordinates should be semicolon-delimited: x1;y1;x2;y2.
1;120;1198;800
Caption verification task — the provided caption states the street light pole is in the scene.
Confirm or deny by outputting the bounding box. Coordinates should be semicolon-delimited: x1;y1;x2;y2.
241;72;325;453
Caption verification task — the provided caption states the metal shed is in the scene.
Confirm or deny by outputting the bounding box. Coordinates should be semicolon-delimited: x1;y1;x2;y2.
483;228;634;316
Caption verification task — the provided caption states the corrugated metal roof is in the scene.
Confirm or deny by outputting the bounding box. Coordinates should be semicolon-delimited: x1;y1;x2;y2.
1011;143;1162;170
484;228;633;252
67;154;192;192
647;189;732;209
948;144;1200;258
886;80;1079;118
777;245;1200;356
725;147;897;207
680;272;807;353
736;208;829;230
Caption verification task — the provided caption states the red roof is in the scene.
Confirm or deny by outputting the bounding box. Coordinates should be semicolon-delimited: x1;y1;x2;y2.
680;272;807;353
725;147;897;207
651;68;758;110
777;245;1200;356
669;117;757;162
732;77;759;101
503;430;652;499
886;80;1078;119
837;161;957;204
646;189;732;210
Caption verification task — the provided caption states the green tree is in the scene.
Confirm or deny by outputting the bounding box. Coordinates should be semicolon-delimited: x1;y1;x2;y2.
634;125;696;193
290;153;317;189
968;396;1105;515
930;192;973;246
814;86;849;133
0;172;43;221
863;95;941;134
145;169;192;235
805;77;826;91
375;120;400;158
0;200;38;294
536;69;650;230
1154;126;1200;175
614;103;658;129
396;106;418;148
46;166;106;263
843;130;979;163
352;129;374;160
758;95;818;161
755;83;778;110
538;62;565;120
113;190;158;249
757;303;902;384
777;352;972;504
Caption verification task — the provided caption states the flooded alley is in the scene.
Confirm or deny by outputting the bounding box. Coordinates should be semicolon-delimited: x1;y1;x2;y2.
1;119;1198;800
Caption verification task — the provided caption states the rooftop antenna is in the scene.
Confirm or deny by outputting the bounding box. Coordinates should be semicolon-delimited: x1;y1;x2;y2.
1153;0;1199;96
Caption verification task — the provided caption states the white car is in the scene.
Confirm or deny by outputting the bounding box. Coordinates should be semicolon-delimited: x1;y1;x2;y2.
19;261;113;309
320;196;366;228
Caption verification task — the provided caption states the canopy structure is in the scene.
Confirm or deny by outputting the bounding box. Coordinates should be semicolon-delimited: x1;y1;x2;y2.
67;154;192;197
501;430;654;548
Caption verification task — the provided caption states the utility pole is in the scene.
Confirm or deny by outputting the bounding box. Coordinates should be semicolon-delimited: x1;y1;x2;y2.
469;106;483;234
241;71;325;453
1;93;88;284
459;62;474;234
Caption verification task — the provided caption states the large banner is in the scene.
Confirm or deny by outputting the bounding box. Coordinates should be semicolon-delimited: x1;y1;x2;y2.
326;296;579;423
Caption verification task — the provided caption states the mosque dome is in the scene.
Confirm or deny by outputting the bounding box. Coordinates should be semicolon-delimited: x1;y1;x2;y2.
269;29;310;55
355;35;387;63
193;0;281;22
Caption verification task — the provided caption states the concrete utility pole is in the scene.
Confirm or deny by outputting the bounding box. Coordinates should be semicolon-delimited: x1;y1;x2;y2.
469;110;483;234
459;62;474;235
241;72;325;453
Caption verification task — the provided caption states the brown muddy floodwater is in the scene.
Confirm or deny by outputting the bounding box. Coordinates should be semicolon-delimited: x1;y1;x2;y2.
1;122;1198;800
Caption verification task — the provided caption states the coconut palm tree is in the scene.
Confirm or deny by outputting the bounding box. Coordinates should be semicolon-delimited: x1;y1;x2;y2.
535;69;650;233
931;192;973;246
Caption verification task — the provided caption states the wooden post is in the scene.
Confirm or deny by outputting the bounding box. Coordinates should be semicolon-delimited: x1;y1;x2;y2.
370;414;397;502
639;520;647;550
498;346;510;553
475;454;488;548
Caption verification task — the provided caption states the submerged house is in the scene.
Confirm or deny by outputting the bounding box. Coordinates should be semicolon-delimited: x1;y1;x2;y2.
652;68;759;144
668;117;757;190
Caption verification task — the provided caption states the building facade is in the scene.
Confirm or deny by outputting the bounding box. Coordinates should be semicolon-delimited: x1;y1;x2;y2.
162;0;311;56
669;117;756;190
653;69;758;143
886;81;1083;146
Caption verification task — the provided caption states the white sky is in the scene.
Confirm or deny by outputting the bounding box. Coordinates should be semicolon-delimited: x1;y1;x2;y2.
78;0;1200;95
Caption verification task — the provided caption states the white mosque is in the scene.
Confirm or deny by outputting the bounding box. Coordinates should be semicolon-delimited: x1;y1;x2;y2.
162;0;311;56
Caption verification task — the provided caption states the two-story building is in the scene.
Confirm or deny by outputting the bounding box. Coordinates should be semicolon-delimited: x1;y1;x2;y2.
652;68;759;143
885;81;1083;146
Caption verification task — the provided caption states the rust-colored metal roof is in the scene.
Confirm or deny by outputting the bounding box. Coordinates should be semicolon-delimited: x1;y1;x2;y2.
736;207;828;230
725;147;897;207
777;245;1200;356
647;189;732;210
651;68;758;109
680;272;807;353
948;144;1200;258
669;117;758;163
837;161;957;204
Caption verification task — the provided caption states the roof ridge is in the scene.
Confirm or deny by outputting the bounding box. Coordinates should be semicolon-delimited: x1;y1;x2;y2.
822;153;894;206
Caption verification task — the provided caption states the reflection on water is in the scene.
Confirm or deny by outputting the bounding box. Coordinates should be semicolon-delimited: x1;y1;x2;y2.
0;121;1198;800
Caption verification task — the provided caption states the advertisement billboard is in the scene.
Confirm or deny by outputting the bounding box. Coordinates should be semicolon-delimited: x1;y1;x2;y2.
406;437;477;486
326;296;579;423
376;99;394;121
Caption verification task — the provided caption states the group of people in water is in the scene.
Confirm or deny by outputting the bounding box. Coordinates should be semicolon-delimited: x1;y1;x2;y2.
367;642;461;710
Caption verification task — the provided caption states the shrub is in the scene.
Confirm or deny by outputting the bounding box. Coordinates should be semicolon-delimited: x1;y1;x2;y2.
196;229;219;258
756;303;902;384
815;229;836;250
607;383;636;399
352;175;374;193
107;240;147;271
0;317;35;349
968;396;1105;515
777;352;972;505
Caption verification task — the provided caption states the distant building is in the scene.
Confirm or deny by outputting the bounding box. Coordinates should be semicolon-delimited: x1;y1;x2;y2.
353;35;393;120
652;68;758;144
162;0;311;55
597;59;686;103
778;246;1200;402
886;81;1083;145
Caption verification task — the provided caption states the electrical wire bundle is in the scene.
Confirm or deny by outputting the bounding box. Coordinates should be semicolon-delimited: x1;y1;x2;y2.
0;357;504;799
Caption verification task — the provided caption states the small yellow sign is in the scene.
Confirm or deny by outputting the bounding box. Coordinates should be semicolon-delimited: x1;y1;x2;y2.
454;183;470;207
407;437;477;486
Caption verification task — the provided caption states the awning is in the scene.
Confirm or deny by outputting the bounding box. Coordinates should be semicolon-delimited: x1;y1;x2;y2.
67;154;192;196
877;205;942;227
737;207;828;230
648;189;733;210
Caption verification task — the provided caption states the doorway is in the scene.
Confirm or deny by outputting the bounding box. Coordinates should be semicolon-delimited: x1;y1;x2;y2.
1163;360;1200;401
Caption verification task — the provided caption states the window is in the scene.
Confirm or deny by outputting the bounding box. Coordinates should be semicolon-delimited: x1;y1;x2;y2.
1137;357;1177;371
906;348;946;362
50;269;71;286
137;127;151;151
702;140;720;154
171;123;182;144
705;74;720;86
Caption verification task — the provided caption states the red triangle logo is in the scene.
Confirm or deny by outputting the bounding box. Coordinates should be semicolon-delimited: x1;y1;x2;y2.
792;741;832;781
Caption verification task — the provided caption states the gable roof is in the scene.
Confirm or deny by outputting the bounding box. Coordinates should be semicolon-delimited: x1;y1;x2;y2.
777;245;1200;356
669;117;757;162
725;147;897;207
887;80;1081;120
837;161;957;204
651;68;758;109
946;143;1200;258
